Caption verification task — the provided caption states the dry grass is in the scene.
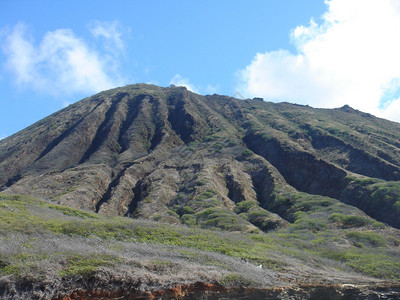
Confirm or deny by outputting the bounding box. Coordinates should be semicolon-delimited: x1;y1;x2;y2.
1;192;399;299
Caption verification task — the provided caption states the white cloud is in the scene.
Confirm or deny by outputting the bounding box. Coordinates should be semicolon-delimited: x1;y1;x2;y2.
2;22;126;95
238;0;400;122
88;20;126;54
381;99;400;121
169;74;199;93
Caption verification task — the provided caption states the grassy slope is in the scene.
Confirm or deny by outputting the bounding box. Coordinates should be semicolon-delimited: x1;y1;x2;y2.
1;193;399;295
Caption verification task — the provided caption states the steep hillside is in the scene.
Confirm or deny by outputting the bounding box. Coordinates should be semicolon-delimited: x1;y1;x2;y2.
1;84;400;231
2;84;400;298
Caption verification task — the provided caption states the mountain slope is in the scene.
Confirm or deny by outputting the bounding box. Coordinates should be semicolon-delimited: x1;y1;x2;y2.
2;84;400;298
1;193;400;299
1;84;400;231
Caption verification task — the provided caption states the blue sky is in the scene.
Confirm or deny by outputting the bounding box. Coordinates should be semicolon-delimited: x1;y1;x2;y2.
1;0;400;139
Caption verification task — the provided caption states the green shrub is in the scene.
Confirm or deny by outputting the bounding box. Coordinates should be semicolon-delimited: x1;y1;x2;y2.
234;201;257;214
47;205;100;219
345;231;386;247
329;213;370;227
197;190;216;201
240;149;253;157
183;206;194;214
167;210;180;218
213;142;224;150
59;254;119;278
293;198;333;211
292;219;326;232
220;273;256;287
181;214;196;226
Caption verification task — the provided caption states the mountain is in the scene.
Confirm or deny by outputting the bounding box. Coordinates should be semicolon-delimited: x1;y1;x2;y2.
2;83;400;230
1;84;400;299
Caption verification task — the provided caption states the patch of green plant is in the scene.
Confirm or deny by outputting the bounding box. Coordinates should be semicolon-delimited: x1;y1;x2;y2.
292;197;334;211
240;149;253;157
181;214;197;226
0;263;21;276
347;176;383;186
148;259;175;269
174;205;195;217
0;193;39;211
182;206;194;214
247;208;270;220
292;218;327;232
345;231;386;247
220;273;256;287
167;210;180;218
0;251;50;277
196;190;216;201
59;254;120;278
213;142;224;150
321;248;400;280
196;179;207;186
346;254;400;279
234;201;257;214
193;197;220;209
329;213;370;228
47;204;99;219
196;207;249;231
3;193;400;282
203;135;218;142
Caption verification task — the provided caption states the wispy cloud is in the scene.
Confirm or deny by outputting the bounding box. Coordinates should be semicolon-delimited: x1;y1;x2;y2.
170;74;199;93
2;22;127;96
238;0;400;122
88;20;126;54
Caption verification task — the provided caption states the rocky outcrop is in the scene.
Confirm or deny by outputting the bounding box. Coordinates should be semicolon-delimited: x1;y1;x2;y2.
4;282;399;300
55;283;400;300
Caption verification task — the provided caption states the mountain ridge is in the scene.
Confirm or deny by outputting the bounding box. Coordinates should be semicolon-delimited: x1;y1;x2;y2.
1;83;400;231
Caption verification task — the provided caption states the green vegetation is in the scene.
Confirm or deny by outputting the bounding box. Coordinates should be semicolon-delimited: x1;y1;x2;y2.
329;213;371;228
1;192;400;285
220;273;256;287
47;204;100;219
234;200;257;214
195;207;250;231
59;254;120;278
345;231;386;247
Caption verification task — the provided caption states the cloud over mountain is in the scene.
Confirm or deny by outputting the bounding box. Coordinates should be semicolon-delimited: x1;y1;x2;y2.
2;22;126;95
238;0;400;122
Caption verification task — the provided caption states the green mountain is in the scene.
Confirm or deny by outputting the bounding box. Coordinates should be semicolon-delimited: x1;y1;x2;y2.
1;84;400;299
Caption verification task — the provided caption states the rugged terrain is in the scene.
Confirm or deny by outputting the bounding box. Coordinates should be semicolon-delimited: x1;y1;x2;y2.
1;84;400;299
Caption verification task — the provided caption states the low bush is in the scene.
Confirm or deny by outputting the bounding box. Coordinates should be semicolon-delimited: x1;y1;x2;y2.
329;213;370;228
234;201;257;214
220;273;256;287
59;254;120;278
345;231;386;247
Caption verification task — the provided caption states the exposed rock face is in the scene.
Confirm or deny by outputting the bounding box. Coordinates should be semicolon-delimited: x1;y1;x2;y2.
5;281;400;300
55;284;400;300
1;84;400;230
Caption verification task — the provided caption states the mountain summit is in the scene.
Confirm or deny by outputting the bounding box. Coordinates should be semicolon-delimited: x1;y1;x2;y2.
1;83;400;231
